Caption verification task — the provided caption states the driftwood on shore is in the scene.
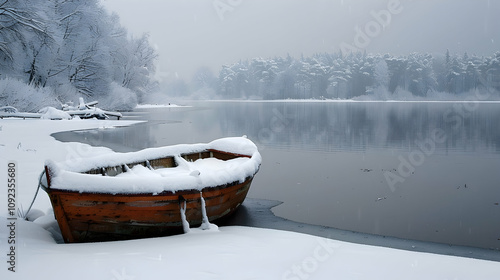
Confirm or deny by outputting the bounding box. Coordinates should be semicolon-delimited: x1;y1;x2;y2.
0;106;42;119
0;98;122;120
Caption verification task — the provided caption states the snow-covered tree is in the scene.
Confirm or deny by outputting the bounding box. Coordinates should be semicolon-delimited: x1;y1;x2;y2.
211;51;500;100
0;0;50;81
0;0;158;111
484;52;500;90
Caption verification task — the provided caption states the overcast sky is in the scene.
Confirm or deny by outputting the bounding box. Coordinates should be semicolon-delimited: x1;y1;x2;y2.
102;0;500;81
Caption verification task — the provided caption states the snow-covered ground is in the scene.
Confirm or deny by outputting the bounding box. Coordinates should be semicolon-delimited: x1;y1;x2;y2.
135;103;191;109
0;118;499;279
185;98;500;104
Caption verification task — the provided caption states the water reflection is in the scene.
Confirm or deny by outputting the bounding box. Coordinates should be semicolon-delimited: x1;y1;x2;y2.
55;102;500;155
210;102;500;154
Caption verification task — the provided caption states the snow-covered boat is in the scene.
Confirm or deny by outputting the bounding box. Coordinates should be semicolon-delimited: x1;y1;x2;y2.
41;137;261;243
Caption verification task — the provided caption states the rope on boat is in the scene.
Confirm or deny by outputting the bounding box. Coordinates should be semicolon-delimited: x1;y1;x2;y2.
23;169;46;220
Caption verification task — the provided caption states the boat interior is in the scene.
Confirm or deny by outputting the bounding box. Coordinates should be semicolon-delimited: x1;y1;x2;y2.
84;149;249;177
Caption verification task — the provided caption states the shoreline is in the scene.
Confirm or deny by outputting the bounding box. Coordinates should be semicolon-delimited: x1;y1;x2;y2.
48;108;500;259
223;198;500;262
24;115;500;261
176;99;500;104
2;109;499;279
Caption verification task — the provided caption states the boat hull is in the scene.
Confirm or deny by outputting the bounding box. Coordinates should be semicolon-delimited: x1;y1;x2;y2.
46;178;252;243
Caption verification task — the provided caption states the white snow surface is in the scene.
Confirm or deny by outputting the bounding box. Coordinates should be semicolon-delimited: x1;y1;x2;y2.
0;118;499;279
47;137;261;194
39;107;72;120
135;103;192;108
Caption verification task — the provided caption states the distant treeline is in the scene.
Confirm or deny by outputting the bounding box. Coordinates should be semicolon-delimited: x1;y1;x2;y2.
187;51;500;100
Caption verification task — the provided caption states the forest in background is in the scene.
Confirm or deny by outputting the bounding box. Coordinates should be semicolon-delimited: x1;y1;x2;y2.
179;51;500;101
2;1;499;110
0;0;158;112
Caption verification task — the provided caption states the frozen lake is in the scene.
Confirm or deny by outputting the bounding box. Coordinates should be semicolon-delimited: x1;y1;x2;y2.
54;101;500;250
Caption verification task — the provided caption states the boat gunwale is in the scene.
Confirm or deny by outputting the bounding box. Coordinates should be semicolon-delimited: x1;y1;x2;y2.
42;175;255;197
42;147;259;195
80;148;253;175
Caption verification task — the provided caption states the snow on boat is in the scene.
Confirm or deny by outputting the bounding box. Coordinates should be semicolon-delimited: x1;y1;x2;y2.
41;137;261;243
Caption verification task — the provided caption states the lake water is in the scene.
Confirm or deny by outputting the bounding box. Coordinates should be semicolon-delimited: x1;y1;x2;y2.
54;101;500;250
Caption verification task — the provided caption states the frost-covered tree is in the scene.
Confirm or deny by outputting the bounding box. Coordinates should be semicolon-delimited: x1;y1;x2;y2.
192;66;217;91
307;58;329;98
484;52;500;90
212;51;500;100
0;0;158;111
219;64;236;98
0;0;50;80
249;58;271;98
463;60;479;92
294;60;312;98
405;53;436;97
52;0;113;97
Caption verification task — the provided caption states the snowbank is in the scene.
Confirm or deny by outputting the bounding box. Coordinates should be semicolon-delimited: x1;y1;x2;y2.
0;78;139;113
0;118;498;279
39;107;72;120
1;218;498;280
0;77;59;112
98;82;138;111
135;103;191;108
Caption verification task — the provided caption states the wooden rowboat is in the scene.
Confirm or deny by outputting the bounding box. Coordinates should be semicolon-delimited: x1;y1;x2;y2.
41;137;261;243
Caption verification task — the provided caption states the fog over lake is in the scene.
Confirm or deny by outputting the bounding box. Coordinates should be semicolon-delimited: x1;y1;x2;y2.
103;0;500;80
